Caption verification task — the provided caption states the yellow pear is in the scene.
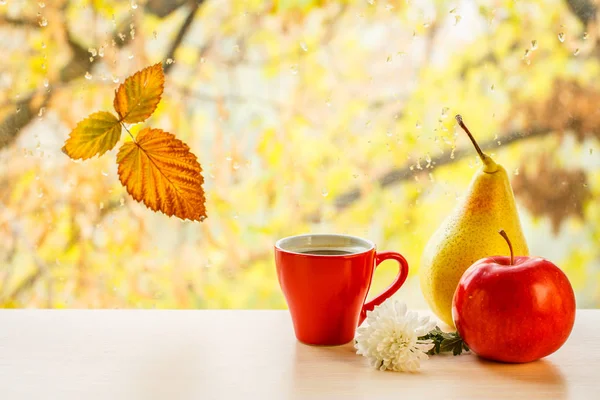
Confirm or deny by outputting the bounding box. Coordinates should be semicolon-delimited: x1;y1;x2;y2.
420;115;529;328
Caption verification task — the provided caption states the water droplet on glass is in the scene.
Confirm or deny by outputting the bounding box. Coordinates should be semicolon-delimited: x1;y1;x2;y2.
43;79;49;88
41;41;46;49
98;47;104;57
590;148;593;155
88;47;97;56
415;121;421;129
524;58;531;65
166;58;174;64
490;84;495;91
574;48;580;56
449;7;457;13
128;53;134;60
385;4;394;11
300;42;308;52
558;32;565;42
326;99;331;107
39;17;48;27
130;0;138;9
101;171;108;176
583;32;589;40
386;131;393;137
524;49;530;57
232;162;240;170
386;55;392;63
225;155;232;161
423;21;430;28
425;153;432;168
200;57;206;63
531;40;538;50
441;107;449;118
38;1;45;8
321;188;329;197
367;0;374;5
85;72;92;80
16;106;21;113
514;168;519;175
353;174;359;178
290;64;298;75
38;107;45;117
153;30;157;39
454;15;462;25
112;75;119;83
233;212;239;219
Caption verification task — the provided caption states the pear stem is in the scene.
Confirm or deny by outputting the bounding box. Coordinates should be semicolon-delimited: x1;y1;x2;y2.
498;230;514;265
455;115;486;162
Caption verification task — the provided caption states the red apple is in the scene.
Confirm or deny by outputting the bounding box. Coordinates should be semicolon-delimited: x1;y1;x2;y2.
452;230;576;363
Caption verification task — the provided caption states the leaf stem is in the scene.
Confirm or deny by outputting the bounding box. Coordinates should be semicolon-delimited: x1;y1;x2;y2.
498;230;514;265
121;123;135;142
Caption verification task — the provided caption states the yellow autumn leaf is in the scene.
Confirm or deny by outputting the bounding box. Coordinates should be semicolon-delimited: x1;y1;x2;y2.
62;111;122;160
113;63;165;124
117;128;206;221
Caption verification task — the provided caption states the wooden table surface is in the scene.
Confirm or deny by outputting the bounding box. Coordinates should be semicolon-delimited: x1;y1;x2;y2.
0;310;598;400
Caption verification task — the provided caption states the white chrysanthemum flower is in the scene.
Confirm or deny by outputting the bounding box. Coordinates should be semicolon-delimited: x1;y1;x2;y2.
355;299;437;372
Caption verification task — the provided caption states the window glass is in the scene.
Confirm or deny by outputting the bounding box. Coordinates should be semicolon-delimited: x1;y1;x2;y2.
0;0;598;309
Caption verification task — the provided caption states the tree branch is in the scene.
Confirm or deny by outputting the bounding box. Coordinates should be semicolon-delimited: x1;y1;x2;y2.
565;0;597;26
0;15;39;27
175;85;284;110
1;220;52;304
330;126;551;212
0;0;203;151
0;18;124;149
146;0;189;18
163;1;204;74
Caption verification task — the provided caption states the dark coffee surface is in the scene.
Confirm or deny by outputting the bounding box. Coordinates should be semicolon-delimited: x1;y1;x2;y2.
299;249;353;255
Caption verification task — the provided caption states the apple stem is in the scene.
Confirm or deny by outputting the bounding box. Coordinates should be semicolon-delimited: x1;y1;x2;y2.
455;115;486;162
498;230;514;265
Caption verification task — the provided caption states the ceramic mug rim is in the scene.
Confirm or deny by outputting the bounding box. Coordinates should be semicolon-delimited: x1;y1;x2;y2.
274;233;375;257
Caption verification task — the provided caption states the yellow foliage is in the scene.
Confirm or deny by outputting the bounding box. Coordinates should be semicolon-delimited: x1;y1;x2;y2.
0;0;599;310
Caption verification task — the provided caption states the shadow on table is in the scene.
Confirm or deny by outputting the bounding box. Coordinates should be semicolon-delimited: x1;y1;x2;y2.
475;357;567;399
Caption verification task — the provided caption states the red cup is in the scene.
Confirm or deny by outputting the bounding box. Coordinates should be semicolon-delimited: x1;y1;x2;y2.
275;234;409;346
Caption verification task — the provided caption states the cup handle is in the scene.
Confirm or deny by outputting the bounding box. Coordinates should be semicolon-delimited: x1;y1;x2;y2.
359;252;409;326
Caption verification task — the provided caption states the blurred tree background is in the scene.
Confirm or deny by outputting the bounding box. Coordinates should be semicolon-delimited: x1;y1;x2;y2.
0;0;599;309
